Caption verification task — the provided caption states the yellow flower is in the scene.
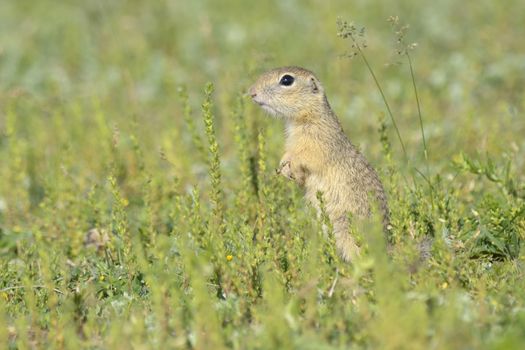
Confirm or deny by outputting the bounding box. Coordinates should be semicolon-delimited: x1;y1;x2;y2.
441;282;448;289
226;255;233;262
99;275;105;282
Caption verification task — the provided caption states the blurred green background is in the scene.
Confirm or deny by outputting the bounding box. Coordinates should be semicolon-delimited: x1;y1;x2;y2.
2;0;524;170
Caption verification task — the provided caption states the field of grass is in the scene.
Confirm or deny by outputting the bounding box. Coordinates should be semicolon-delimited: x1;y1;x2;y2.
1;0;525;348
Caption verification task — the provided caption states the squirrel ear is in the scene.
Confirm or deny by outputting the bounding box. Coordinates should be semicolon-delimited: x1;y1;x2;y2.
310;77;320;93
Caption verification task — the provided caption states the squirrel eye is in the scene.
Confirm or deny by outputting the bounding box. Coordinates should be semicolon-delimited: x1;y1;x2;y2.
279;74;295;86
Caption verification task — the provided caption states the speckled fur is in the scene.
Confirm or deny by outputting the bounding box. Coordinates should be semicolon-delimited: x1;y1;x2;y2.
249;66;390;261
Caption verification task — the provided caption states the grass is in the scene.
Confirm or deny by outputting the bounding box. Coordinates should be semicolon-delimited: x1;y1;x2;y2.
1;0;525;349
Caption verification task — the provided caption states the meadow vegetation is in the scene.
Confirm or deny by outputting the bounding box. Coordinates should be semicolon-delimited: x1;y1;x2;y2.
1;0;524;348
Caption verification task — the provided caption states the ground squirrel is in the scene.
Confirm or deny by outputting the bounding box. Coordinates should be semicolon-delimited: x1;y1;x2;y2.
249;66;390;261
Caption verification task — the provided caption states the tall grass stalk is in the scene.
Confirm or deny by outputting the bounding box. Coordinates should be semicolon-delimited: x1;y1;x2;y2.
232;94;254;208
337;19;408;161
388;15;430;174
407;53;428;167
202;82;225;232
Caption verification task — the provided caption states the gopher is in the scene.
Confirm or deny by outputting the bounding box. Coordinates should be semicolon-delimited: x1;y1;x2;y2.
249;66;390;261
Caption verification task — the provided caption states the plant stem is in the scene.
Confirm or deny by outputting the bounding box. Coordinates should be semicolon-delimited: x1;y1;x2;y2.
353;39;408;161
406;52;429;173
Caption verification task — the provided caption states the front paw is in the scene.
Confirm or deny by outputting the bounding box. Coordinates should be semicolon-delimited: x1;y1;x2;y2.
276;160;295;180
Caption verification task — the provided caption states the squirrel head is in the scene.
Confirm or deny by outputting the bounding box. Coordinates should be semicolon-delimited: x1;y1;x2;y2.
249;66;329;120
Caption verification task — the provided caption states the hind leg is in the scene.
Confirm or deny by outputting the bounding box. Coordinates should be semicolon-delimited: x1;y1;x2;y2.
332;217;360;262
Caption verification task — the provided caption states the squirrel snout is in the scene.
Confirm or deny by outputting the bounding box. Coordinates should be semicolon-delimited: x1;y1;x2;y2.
248;86;257;98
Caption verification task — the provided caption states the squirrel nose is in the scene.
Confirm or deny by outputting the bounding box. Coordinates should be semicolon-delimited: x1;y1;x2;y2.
248;86;257;98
